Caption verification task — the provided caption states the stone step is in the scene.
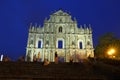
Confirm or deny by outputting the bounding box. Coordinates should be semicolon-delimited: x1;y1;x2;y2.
0;61;114;79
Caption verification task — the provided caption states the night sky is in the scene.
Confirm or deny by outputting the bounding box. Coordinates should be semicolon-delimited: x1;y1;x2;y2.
0;0;120;61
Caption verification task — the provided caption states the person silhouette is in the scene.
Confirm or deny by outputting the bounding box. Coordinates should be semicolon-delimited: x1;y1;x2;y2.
55;52;58;64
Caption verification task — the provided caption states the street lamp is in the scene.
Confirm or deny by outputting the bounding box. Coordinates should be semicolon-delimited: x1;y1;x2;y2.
107;48;115;58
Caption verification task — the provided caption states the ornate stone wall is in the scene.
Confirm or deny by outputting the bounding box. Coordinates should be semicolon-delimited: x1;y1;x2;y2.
26;10;94;62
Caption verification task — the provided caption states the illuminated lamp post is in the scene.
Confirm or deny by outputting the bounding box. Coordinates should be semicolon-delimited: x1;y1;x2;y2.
0;54;3;61
107;48;115;58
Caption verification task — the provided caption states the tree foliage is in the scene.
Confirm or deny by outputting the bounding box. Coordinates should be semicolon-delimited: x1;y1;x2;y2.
17;56;25;62
95;32;120;58
3;56;11;62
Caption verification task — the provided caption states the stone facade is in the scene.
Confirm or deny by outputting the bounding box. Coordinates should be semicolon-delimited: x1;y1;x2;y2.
26;10;94;62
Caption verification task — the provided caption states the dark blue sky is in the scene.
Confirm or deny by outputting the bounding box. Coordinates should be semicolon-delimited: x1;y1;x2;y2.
0;0;120;60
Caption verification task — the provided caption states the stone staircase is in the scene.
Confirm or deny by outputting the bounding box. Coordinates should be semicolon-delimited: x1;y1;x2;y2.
0;62;110;80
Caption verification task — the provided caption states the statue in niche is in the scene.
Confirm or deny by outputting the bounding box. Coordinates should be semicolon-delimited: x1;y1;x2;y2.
46;41;49;47
46;40;49;45
72;41;75;46
87;41;90;45
59;18;63;22
30;40;33;45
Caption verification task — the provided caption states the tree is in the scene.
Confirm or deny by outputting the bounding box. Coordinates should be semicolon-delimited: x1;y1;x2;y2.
17;56;25;62
3;56;11;62
95;32;120;58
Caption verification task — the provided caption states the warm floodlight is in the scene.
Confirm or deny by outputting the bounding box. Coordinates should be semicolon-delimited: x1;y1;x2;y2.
107;49;115;56
111;49;115;53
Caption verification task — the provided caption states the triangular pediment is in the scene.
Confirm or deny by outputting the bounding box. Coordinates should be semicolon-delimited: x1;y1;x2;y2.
53;10;69;16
